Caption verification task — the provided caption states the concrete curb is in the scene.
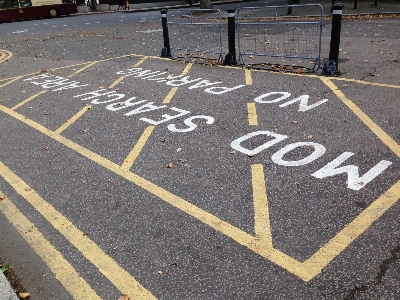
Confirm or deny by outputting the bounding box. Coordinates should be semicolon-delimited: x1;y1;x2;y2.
0;271;19;300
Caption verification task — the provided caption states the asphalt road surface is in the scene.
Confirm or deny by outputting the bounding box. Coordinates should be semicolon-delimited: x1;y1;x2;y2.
0;6;399;300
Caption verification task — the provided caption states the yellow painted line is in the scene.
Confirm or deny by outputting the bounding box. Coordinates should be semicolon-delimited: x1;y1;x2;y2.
134;56;149;67
245;69;252;85
11;90;47;110
0;76;23;89
251;165;272;247
182;62;194;75
121;126;155;171
0;192;101;300
109;75;126;89
0;161;156;299
303;179;400;275
162;87;178;104
67;62;98;78
55;105;92;134
321;77;400;157
331;77;400;89
247;103;258;126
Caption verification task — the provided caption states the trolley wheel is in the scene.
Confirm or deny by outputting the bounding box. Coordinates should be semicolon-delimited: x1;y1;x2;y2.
48;8;59;18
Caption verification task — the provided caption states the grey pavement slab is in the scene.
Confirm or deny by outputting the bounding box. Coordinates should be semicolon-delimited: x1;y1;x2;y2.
0;271;19;300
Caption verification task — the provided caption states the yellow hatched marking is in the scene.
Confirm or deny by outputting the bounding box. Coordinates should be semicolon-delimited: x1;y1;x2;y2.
11;90;47;110
0;192;101;300
109;76;126;89
251;165;273;247
321;77;400;157
67;62;98;78
162;87;178;104
245;69;252;85
55;105;92;134
182;62;194;75
121;126;155;171
0;161;156;299
0;76;23;89
247;103;258;126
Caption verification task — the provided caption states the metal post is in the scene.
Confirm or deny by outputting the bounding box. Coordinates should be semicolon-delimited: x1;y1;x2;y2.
224;9;236;65
331;0;335;12
160;10;171;57
353;0;357;9
373;0;377;7
287;0;293;16
329;3;344;69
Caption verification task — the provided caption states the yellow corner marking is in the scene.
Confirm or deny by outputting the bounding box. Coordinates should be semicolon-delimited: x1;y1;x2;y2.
121;126;155;171
321;77;400;157
134;56;149;67
303;179;400;275
251;164;273;247
245;69;253;85
55;105;92;134
331;77;400;89
247;103;258;126
67;62;98;78
182;62;194;75
162;87;178;104
1;99;399;282
12;90;47;110
0;50;13;63
0;76;23;89
0;192;101;300
0;161;156;299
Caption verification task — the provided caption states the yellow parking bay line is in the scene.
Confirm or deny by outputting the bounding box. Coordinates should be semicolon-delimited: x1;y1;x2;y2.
162;87;178;104
245;69;252;85
12;90;47;110
247;103;258;126
0;160;156;299
134;56;149;67
121;126;155;171
321;77;400;157
55;105;92;134
251;165;273;247
0;192;101;300
67;62;98;78
331;77;400;89
109;76;126;89
0;76;23;89
182;62;194;75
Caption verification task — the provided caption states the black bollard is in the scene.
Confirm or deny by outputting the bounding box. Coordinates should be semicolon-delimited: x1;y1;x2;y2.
323;3;344;75
160;10;171;57
373;0;377;7
329;3;344;69
224;9;237;65
354;0;357;9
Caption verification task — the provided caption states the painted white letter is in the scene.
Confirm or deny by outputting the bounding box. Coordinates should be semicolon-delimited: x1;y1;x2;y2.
105;98;147;111
279;95;328;112
125;102;167;116
167;115;214;132
311;152;392;190
254;92;291;103
231;131;288;156
271;142;326;166
204;85;245;95
141;107;190;125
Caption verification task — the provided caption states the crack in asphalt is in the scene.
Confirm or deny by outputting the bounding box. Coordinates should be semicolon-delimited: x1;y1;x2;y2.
344;245;400;299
